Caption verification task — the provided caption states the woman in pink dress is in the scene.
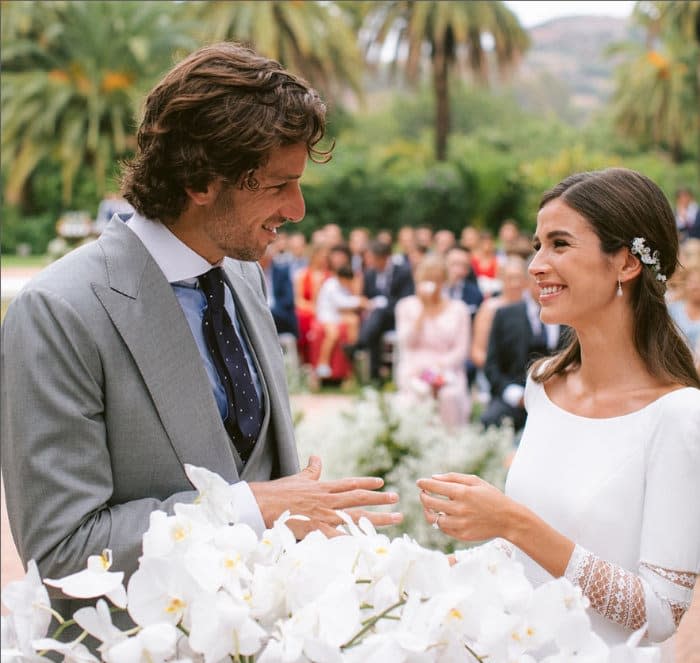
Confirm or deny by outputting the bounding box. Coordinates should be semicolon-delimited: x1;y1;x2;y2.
395;254;471;427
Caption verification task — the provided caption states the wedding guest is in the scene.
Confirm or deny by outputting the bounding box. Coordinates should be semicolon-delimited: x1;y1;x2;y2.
680;237;700;266
459;225;480;253
284;231;309;279
407;243;429;273
445;245;483;319
1;42;400;630
259;244;299;338
445;245;484;387
414;224;434;251
668;260;700;362
293;242;330;363
328;242;352;272
433;229;456;256
376;228;394;249
418;168;700;647
471;230;501;296
675;187;698;242
480;275;563;432
395;254;471;427
313;265;367;379
497;218;520;258
470;255;530;370
348;226;370;275
348;240;414;381
396;225;416;265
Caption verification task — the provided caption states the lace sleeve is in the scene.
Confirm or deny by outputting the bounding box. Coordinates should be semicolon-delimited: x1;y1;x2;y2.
565;544;697;636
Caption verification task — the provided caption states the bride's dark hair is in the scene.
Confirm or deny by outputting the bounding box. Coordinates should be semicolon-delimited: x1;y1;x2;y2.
531;167;700;388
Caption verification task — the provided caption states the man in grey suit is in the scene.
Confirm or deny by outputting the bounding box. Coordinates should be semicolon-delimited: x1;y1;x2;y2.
1;43;401;620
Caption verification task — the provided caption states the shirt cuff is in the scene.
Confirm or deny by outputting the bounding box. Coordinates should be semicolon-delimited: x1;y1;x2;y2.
502;384;525;408
230;481;266;537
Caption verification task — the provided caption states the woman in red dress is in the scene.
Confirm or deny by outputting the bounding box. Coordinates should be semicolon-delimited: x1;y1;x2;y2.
293;243;330;364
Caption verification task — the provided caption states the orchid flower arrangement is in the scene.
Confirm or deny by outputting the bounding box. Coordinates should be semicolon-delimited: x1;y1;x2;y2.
2;464;659;663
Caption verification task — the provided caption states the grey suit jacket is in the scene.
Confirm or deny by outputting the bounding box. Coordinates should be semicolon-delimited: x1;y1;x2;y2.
1;219;300;593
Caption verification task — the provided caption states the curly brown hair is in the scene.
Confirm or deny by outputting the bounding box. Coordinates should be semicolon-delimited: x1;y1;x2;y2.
120;42;330;223
531;168;700;389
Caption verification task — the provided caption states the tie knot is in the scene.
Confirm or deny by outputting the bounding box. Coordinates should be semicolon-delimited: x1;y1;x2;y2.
198;267;226;310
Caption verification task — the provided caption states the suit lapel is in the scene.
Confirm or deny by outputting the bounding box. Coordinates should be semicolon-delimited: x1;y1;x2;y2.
92;220;239;481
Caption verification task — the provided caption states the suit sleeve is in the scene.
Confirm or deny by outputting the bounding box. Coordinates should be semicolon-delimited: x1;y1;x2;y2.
0;288;199;588
483;307;511;398
388;265;414;311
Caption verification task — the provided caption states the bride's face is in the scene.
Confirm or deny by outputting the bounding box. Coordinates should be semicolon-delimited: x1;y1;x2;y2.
529;198;619;328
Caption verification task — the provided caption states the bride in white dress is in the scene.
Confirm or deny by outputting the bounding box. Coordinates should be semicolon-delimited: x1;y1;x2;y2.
417;168;700;645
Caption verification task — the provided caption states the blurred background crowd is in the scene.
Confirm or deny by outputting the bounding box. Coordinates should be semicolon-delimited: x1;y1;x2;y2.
256;203;700;432
1;0;699;430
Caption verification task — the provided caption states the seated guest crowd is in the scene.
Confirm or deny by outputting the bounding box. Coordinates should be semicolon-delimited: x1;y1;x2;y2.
263;217;700;430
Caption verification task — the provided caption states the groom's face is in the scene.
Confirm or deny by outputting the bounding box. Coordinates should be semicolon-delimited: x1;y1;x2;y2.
186;143;308;263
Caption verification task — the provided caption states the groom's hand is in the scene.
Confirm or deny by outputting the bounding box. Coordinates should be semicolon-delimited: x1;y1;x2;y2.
249;455;403;539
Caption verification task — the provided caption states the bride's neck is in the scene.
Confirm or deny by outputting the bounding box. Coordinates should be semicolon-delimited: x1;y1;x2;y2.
575;325;650;392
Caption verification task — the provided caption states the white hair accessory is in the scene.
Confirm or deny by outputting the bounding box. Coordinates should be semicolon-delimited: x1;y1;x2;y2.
630;237;667;283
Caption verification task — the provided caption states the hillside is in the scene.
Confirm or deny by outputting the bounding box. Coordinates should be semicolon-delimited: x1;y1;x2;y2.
510;15;642;125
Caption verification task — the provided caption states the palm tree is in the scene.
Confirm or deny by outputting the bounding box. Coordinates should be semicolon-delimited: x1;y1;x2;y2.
359;1;529;160
186;1;365;105
610;1;699;167
1;1;197;206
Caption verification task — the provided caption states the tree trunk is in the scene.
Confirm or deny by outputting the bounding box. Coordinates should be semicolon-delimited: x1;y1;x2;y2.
433;44;449;162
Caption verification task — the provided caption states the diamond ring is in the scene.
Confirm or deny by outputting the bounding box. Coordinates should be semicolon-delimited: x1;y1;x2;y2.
432;511;445;530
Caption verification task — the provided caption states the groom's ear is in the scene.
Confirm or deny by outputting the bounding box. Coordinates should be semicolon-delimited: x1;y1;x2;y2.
185;179;223;206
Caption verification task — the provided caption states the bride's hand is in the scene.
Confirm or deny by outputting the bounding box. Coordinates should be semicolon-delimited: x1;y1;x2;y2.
417;473;516;542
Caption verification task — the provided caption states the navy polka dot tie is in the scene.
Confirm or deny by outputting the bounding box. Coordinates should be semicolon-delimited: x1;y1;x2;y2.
199;267;261;462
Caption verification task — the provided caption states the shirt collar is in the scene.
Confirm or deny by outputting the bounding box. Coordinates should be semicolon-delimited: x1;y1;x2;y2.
126;213;219;283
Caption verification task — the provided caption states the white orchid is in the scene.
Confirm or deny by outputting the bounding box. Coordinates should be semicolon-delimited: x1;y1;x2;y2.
102;623;180;663
32;637;98;662
45;550;127;608
1;560;52;661
188;590;266;662
72;599;127;653
183;523;257;595
183;463;241;527
126;557;197;628
141;510;215;561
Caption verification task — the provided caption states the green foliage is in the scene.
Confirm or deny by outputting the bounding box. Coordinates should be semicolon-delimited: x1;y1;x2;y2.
2;0;696;249
610;1;699;166
0;205;54;255
1;0;197;207
185;1;365;106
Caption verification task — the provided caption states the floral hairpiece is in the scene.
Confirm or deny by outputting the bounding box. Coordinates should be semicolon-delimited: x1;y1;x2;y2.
630;237;666;282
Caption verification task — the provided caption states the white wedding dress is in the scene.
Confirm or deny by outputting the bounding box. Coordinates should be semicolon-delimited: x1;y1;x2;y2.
505;374;700;645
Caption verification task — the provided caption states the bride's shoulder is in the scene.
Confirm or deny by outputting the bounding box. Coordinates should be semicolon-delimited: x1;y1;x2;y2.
655;384;700;415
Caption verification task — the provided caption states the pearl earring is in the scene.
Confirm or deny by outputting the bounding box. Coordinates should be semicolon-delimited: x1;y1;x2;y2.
616;278;623;297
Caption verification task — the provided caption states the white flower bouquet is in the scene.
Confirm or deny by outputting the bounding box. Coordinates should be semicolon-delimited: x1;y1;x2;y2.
1;464;659;663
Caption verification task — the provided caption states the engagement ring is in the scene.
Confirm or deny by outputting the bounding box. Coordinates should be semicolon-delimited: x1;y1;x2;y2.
432;511;445;530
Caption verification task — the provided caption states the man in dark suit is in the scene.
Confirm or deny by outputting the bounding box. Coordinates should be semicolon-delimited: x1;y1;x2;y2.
351;240;414;380
481;280;565;432
259;246;299;338
445;245;483;387
445;246;484;318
